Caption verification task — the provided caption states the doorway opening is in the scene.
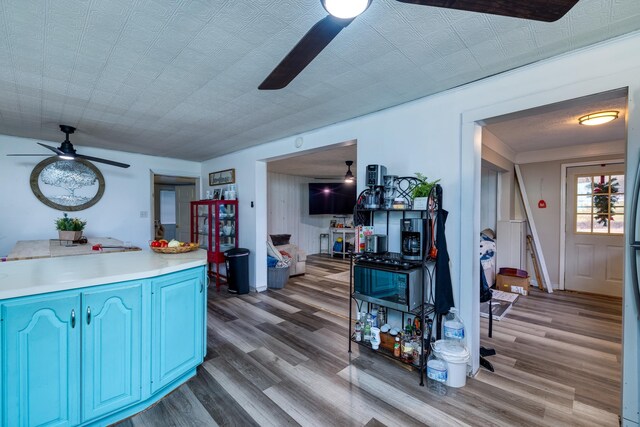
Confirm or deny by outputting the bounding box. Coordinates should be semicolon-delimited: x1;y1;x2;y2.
477;88;627;420
265;141;357;270
152;174;198;243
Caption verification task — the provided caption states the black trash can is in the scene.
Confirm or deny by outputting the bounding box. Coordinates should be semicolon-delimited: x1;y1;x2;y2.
225;248;250;294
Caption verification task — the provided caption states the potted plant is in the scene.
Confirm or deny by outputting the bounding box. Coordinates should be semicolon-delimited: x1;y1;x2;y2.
55;213;86;241
411;173;440;209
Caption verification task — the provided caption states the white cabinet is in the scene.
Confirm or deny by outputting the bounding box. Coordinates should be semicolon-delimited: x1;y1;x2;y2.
496;220;527;271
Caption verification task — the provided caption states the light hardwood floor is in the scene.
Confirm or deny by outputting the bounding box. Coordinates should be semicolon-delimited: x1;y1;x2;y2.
117;255;622;426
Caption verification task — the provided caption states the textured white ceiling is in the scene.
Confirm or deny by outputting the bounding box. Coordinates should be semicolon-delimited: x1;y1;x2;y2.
484;89;627;152
268;143;357;179
1;0;639;161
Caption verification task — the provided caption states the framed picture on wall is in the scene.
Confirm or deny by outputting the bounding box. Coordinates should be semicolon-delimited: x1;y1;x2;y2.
213;189;221;200
209;168;235;186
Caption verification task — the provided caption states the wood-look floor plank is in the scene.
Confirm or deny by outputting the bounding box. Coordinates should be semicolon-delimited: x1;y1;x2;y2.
219;297;285;325
202;359;299;427
122;381;219;427
187;366;260;427
337;365;471;427
210;340;283;391
252;293;301;314
120;255;622;427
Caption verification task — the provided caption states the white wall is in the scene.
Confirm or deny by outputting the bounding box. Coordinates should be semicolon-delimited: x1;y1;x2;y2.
480;167;498;232
0;134;201;256
518;154;624;288
267;172;335;255
482;130;517;222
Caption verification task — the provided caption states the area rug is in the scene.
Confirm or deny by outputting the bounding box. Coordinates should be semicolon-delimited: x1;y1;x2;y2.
480;290;519;321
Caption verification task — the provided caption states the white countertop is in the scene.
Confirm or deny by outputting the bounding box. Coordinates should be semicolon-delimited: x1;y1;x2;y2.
7;237;141;261
0;249;208;300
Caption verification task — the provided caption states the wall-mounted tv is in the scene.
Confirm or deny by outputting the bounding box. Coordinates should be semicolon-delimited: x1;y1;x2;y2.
308;183;356;215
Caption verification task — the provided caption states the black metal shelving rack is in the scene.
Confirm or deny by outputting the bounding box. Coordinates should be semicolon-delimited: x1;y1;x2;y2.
347;182;440;386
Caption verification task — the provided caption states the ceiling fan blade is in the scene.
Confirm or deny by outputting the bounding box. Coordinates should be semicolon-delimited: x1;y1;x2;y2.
259;16;353;90
37;142;64;155
395;0;579;22
76;154;130;168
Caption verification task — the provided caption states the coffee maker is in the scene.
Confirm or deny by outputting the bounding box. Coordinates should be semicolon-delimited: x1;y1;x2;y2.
363;165;387;209
401;218;426;261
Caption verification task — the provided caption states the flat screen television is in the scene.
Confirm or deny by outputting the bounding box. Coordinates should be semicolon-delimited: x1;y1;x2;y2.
308;183;356;215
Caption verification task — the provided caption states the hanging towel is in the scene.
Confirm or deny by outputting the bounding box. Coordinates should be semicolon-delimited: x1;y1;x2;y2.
434;185;455;314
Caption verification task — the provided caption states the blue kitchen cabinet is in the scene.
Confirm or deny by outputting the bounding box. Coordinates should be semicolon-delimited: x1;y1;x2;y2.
150;268;204;393
81;282;144;422
0;266;206;426
1;292;81;426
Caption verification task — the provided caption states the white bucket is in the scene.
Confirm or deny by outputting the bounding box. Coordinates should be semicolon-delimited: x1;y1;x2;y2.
432;340;470;388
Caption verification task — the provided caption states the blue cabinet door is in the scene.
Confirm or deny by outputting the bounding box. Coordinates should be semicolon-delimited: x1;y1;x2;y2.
81;282;143;422
150;268;204;393
1;293;81;426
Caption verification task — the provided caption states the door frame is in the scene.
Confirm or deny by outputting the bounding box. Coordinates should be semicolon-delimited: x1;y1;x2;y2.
559;158;624;290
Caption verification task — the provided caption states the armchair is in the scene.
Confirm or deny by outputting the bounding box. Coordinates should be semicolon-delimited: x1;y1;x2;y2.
274;243;306;276
268;234;306;276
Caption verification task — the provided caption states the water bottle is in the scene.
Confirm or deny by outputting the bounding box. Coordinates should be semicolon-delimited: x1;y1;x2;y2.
426;352;448;383
378;306;386;327
364;313;372;342
442;308;466;345
426;350;448;396
371;307;378;328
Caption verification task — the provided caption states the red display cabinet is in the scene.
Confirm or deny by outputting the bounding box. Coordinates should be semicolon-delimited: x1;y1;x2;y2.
190;199;238;289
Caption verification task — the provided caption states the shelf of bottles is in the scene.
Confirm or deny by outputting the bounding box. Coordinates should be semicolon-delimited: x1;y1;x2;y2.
348;256;435;386
190;200;238;286
350;301;435;371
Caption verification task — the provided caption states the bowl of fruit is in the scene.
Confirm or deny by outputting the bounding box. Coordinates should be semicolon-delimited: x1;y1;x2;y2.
150;239;199;254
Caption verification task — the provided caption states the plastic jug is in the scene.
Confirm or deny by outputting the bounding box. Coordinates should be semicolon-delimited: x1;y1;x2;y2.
426;351;447;384
442;308;466;345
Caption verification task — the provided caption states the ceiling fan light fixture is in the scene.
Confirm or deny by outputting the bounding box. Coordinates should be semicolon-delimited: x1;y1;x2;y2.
344;160;355;183
322;0;371;19
578;111;619;126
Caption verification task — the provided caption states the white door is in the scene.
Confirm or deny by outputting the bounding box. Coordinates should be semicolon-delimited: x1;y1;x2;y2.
176;185;195;242
565;164;624;296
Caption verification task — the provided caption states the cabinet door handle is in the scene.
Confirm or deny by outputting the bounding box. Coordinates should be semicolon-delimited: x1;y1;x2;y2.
87;306;91;325
200;281;204;293
71;309;76;328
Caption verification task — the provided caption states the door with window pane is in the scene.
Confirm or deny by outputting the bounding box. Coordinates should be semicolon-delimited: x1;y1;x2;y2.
565;164;624;296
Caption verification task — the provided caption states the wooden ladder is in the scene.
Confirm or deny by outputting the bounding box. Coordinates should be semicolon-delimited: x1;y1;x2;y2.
526;234;545;291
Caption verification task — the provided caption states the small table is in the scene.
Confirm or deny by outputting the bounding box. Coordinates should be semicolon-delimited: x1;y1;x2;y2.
7;237;140;261
319;233;330;254
329;228;356;259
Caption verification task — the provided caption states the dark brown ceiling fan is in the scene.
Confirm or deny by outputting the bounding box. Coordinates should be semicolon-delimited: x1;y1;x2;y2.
7;125;130;168
258;0;580;90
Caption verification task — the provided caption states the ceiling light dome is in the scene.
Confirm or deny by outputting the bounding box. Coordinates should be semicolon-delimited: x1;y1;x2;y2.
578;111;619;126
322;0;371;19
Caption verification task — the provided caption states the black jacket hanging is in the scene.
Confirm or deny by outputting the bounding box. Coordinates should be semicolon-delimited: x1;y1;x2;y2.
434;186;454;315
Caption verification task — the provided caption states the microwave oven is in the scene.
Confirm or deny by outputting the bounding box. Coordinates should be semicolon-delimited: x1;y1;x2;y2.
353;264;423;312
